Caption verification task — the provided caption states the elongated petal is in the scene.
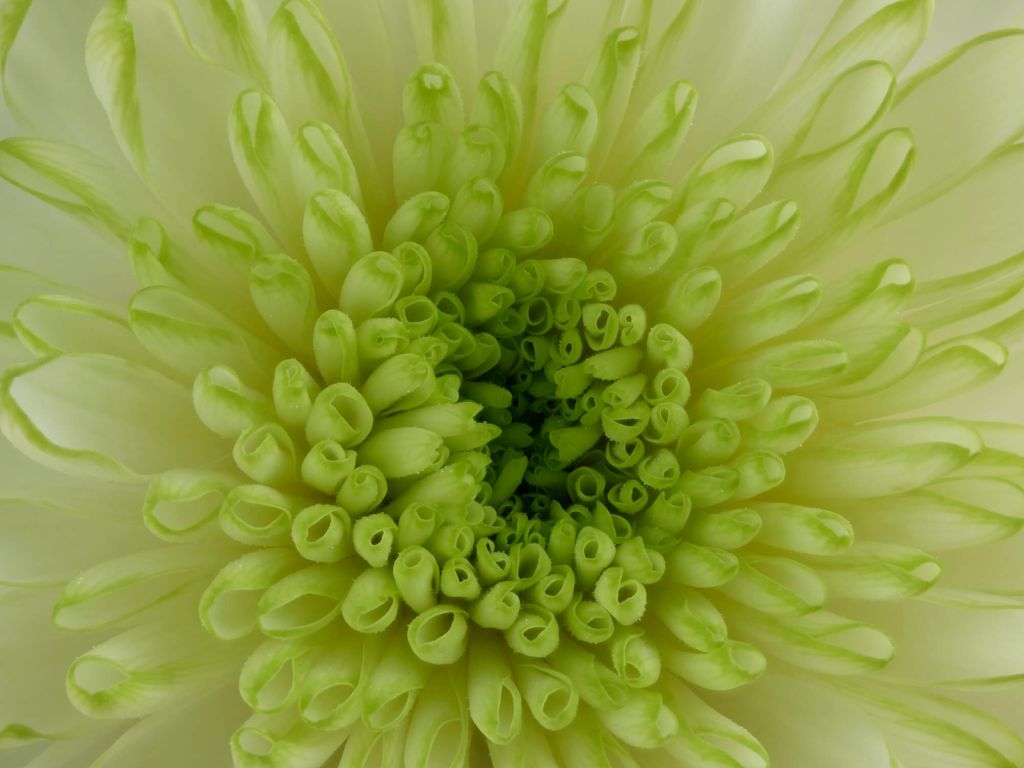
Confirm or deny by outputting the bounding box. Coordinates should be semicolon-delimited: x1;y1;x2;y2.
0;498;148;587
0;136;157;241
55;544;226;631
786;418;982;499
67;612;236;718
2;354;224;479
711;673;891;768
885;30;1024;207
86;685;248;768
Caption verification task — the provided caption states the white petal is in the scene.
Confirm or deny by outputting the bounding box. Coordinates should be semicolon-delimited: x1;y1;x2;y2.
844;475;1024;552
749;0;932;166
0;326;30;370
405;0;478;100
66;609;240;718
909;0;1024;72
0;589;94;744
88;684;247;768
0;146;146;303
673;1;823;157
1;0;121;160
88;0;253;216
947;681;1024;739
862;592;1024;682
932;523;1024;593
0;426;144;514
20;726;123;768
0;136;164;243
833;138;1024;282
785;418;981;499
843;681;1024;768
14;294;144;360
800;0;931;77
1;353;226;480
535;0;616;110
0;265;63;321
883;30;1024;208
910;347;1024;425
319;0;400;172
52;544;226;631
709;672;891;768
0;498;150;587
129;285;278;384
264;0;381;224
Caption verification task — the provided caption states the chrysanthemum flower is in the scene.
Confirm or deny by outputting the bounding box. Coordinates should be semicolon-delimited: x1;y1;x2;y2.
3;0;1024;766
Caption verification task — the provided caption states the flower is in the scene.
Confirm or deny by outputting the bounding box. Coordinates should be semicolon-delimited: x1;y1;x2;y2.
3;0;1024;765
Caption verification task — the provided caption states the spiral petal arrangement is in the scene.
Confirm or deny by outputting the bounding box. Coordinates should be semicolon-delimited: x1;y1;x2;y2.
2;1;1024;766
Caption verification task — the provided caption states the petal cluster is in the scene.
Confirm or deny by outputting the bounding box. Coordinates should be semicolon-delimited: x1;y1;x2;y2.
2;1;1024;767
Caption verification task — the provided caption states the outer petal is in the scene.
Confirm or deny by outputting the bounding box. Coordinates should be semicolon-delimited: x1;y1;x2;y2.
0;135;166;246
840;681;1024;768
883;30;1024;208
657;0;817;159
0;589;96;750
1;0;121;160
860;592;1024;683
0;353;226;480
831;136;1024;282
0;193;134;309
87;684;248;768
709;673;891;768
910;0;1024;71
0;498;150;587
86;0;254;215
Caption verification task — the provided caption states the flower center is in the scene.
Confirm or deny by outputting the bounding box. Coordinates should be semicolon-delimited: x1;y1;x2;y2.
459;258;683;516
204;231;707;662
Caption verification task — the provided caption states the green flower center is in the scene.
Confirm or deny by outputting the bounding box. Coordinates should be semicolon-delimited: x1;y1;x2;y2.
167;55;825;751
